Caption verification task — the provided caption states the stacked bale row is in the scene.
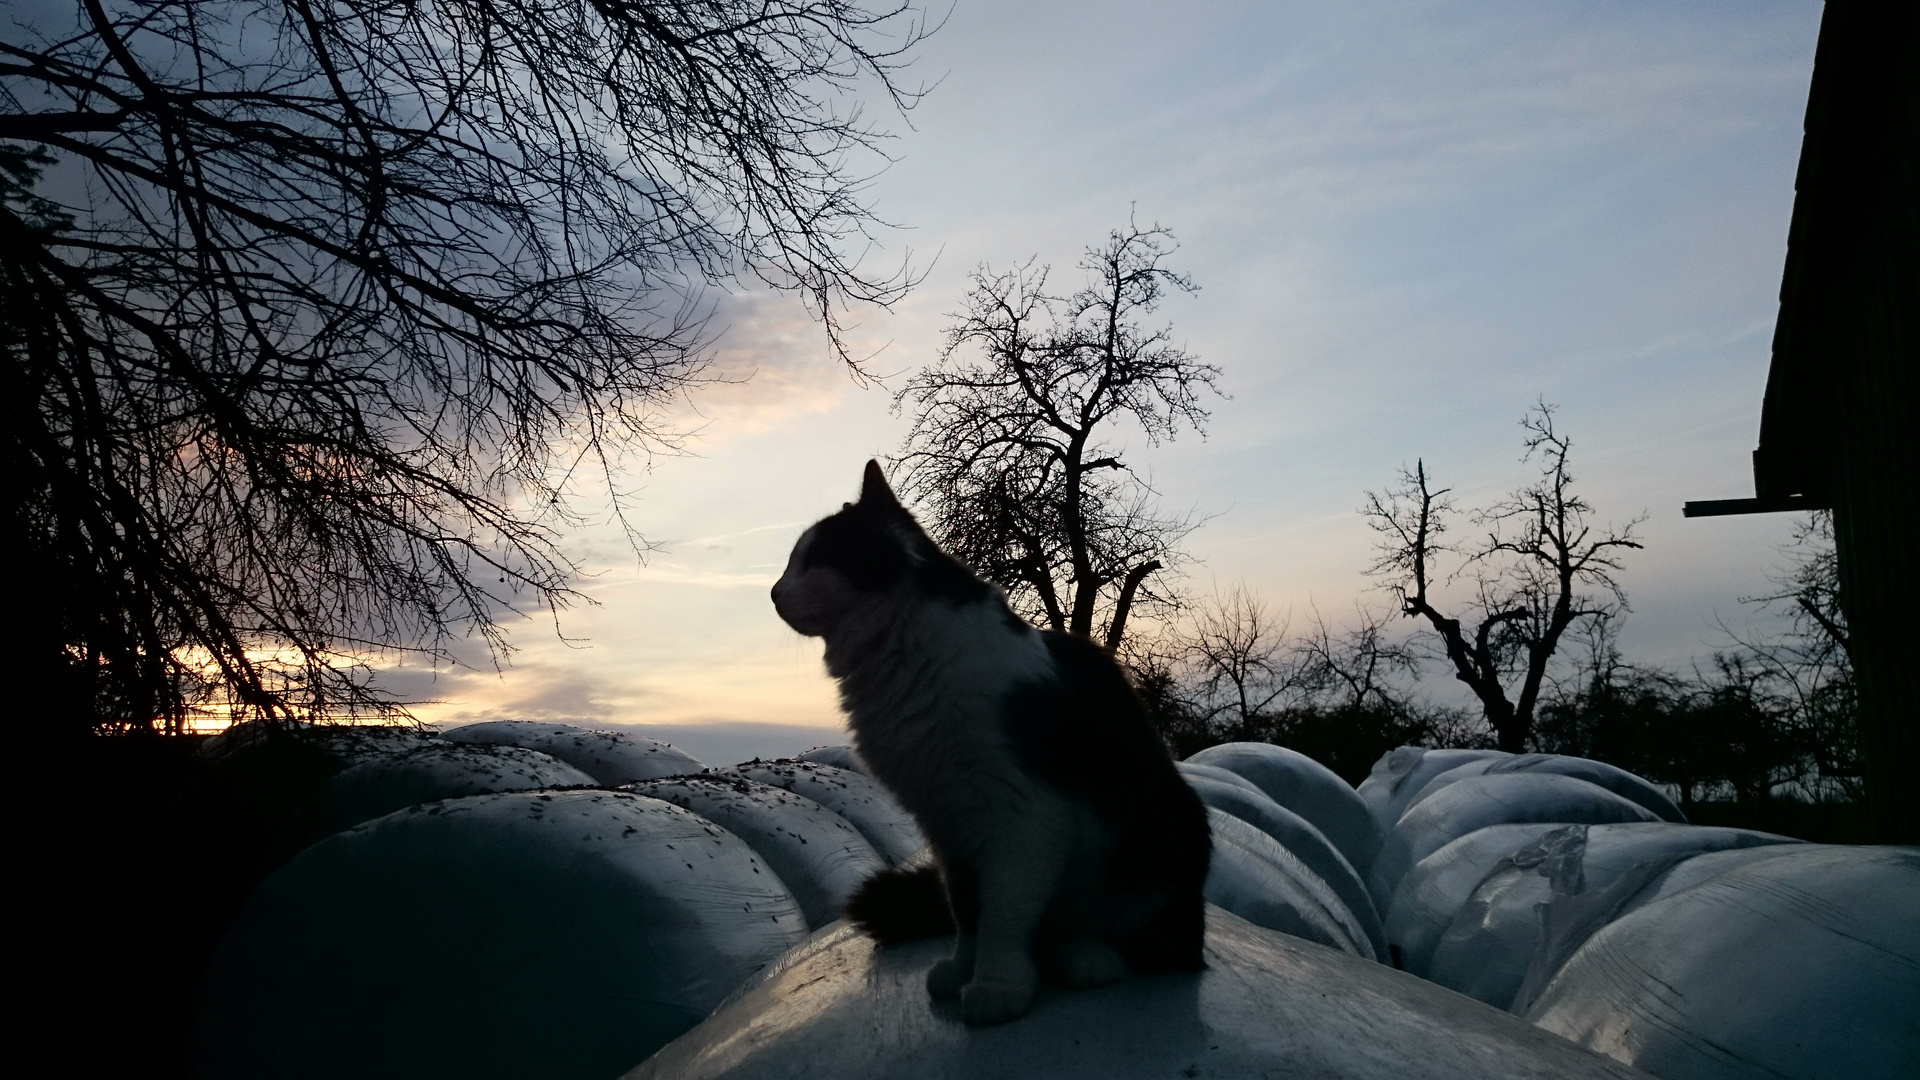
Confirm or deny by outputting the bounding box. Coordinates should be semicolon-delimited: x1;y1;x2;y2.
193;726;1915;1080
193;723;924;1080
1357;746;1919;1080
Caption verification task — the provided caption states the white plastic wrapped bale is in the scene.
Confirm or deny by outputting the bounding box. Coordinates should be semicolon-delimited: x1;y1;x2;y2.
1367;773;1658;909
1184;774;1383;959
623;906;1653;1080
1525;845;1920;1080
629;774;886;929
1506;841;1806;1017
795;745;866;773
1359;747;1511;835
1175;760;1268;800
1382;822;1568;977
1602;842;1806;917
443;720;704;784
321;742;594;831
1404;754;1685;824
1186;742;1381;877
1426;823;1799;1011
201;721;442;766
193;791;807;1080
722;759;925;865
1206;807;1372;958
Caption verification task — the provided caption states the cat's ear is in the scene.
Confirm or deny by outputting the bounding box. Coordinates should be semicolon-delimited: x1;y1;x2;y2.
859;459;902;510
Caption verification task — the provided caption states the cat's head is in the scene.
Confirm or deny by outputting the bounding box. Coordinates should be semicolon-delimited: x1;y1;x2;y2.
771;460;988;637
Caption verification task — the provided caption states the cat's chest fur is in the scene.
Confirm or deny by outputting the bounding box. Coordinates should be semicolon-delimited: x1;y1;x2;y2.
826;595;1060;854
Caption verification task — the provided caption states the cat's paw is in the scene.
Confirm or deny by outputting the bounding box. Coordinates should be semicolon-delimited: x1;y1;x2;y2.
1051;939;1128;988
927;958;970;1000
960;977;1035;1026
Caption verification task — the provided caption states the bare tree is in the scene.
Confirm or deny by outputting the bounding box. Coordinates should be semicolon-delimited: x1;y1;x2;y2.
892;219;1220;647
1363;405;1644;751
1729;512;1859;800
1179;585;1296;743
1292;602;1422;715
1;0;932;731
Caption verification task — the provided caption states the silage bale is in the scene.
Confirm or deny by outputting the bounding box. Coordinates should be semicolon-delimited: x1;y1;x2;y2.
1405;754;1684;824
1600;842;1805;918
723;759;924;865
321;742;594;831
1358;746;1511;835
1367;774;1658;909
443;720;704;784
1525;845;1920;1080
1176;760;1269;800
1185;774;1383;958
623;906;1652;1080
629;774;885;929
200;722;444;766
1429;823;1801;1010
795;745;867;773
194;791;807;1080
1186;742;1381;876
1205;807;1372;958
1382;823;1568;977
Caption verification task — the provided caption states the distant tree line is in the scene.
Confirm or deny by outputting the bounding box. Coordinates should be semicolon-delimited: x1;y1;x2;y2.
1136;508;1856;801
895;223;1858;806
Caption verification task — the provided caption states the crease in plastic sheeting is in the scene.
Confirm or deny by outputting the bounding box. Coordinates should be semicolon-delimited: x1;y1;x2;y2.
1381;823;1568;980
1367;774;1659;907
1206;808;1372;958
1358;747;1511;834
1185;774;1383;958
1188;742;1383;877
1404;754;1686;825
1427;826;1590;1009
1177;761;1268;800
1523;847;1920;1080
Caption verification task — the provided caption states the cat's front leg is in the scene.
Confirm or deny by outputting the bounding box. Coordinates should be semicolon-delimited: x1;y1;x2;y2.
926;931;975;999
961;808;1071;1025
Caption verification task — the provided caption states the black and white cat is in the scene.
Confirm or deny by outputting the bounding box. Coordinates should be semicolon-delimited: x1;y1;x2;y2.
770;461;1210;1026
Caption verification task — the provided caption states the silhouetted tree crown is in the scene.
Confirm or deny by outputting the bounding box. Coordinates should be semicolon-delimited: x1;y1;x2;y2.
1363;405;1645;752
891;220;1220;647
0;0;931;730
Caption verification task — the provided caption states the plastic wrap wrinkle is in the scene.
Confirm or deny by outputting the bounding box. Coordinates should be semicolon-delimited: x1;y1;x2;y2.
1426;825;1590;1009
1431;823;1805;1012
722;759;925;865
1358;747;1511;835
1184;774;1383;957
1205;807;1370;957
629;774;886;929
1526;845;1920;1080
443;720;705;785
1404;754;1685;824
193;790;807;1080
1175;761;1267;799
1367;773;1658;908
623;906;1654;1080
1382;823;1568;978
1187;741;1382;876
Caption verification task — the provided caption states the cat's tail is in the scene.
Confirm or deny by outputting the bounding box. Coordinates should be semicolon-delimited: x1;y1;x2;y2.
845;864;955;943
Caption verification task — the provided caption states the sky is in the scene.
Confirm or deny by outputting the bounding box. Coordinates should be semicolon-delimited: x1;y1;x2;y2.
383;0;1828;766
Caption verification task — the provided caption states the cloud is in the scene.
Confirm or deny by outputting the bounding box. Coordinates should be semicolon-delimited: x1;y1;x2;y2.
662;290;901;438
